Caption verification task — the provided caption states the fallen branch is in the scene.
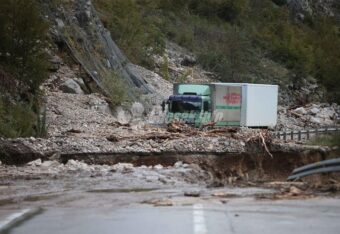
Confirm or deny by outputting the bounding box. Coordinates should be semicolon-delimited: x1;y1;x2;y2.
260;131;273;158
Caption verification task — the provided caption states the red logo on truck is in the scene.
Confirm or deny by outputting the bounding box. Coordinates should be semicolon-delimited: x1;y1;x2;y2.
223;93;241;105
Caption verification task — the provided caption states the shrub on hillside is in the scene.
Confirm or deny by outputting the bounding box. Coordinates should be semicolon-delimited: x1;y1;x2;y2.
0;0;48;94
0;0;49;138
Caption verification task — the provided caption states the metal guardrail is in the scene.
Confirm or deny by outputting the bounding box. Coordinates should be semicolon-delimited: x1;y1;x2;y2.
287;158;340;181
275;126;340;141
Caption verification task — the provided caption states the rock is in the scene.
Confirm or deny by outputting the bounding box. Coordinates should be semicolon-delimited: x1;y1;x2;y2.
181;55;196;67
144;199;173;207
28;159;42;167
55;18;65;29
309;107;320;115
60;79;84;94
184;190;201;197
49;55;63;71
66;160;89;171
289;186;302;196
212;192;236;198
115;107;132;125
41;160;60;168
0;140;44;165
76;11;90;26
310;117;322;124
112;163;134;173
174;161;183;168
131;102;145;118
89;98;111;115
153;164;163;170
0;160;2;166
73;78;88;93
182;163;190;168
294;107;307;115
145;175;159;182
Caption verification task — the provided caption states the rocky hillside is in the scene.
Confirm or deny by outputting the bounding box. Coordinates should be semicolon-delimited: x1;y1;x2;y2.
0;0;339;139
288;0;340;21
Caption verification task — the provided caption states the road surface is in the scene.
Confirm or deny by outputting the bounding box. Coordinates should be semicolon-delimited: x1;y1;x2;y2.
3;197;340;234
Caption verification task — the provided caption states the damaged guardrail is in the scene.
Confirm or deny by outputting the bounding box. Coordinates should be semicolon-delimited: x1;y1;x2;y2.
287;158;340;181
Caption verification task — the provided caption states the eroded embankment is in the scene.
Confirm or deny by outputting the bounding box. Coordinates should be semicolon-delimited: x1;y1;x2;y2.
59;147;333;183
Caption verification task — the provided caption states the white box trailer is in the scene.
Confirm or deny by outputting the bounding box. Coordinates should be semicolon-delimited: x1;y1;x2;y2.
211;83;278;127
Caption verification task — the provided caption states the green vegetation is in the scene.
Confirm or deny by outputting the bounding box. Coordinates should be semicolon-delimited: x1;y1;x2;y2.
94;0;340;103
0;0;49;138
94;0;165;67
102;72;128;107
307;133;340;147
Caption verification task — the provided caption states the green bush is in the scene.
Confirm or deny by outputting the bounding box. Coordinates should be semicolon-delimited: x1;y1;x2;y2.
0;99;36;138
0;0;49;138
102;72;128;107
0;0;48;93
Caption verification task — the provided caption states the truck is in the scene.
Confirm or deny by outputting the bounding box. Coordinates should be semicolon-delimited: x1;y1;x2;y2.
165;83;278;128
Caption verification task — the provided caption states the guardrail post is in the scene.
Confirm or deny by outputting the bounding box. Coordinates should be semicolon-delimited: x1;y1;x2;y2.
307;130;310;140
315;128;319;137
283;132;287;141
291;131;294;140
298;131;301;141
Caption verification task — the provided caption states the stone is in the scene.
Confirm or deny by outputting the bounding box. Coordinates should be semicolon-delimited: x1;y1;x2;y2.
66;160;89;171
154;164;163;170
174;161;183;168
131;102;145;118
145;199;173;207
184;190;201;197
41;160;60;168
112;163;134;173
289;186;302;196
115;107;132;125
181;55;196;67
309;107;320;115
28;159;42;167
294;107;307;115
310;117;322;124
55;18;65;29
60;79;84;94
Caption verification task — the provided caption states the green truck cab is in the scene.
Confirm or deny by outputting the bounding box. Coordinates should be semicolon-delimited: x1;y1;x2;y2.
166;84;212;127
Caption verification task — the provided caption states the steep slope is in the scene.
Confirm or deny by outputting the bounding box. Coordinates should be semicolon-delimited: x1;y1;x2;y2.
41;0;156;101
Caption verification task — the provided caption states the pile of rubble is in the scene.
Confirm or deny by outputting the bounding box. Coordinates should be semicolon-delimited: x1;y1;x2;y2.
0;158;210;186
0;125;280;162
277;103;339;130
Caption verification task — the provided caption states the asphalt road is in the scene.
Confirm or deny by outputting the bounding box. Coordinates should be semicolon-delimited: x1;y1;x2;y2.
4;198;340;234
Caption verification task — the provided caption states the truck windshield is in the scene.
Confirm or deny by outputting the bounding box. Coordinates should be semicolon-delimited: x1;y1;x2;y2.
171;101;201;113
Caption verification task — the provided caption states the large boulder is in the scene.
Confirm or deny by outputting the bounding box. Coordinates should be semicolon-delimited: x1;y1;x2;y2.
60;79;84;94
0;139;44;165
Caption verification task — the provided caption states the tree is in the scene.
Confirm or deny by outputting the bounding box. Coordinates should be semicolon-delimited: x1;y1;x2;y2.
0;0;48;93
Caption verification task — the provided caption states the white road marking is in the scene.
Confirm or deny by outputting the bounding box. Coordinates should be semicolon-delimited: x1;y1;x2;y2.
193;204;207;234
0;208;40;232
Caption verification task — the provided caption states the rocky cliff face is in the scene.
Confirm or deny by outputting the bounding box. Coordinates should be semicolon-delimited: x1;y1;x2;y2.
288;0;340;21
42;0;156;100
